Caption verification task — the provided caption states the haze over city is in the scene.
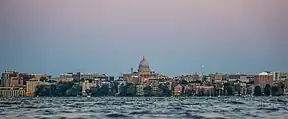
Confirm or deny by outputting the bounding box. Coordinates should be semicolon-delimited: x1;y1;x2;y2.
0;0;287;76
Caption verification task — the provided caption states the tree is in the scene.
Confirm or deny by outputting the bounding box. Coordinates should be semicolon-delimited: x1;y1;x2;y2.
235;83;241;96
254;86;262;96
66;84;82;96
278;82;285;96
203;76;208;82
118;83;127;96
271;86;278;96
179;79;188;85
111;82;119;95
99;84;109;96
40;76;48;82
159;83;172;97
35;85;50;96
264;84;271;96
224;83;234;96
126;83;136;96
143;85;152;97
90;85;100;97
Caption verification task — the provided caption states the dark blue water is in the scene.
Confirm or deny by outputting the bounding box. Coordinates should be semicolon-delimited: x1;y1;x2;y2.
0;97;288;119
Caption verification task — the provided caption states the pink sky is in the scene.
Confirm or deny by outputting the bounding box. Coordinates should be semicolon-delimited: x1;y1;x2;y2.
0;0;287;75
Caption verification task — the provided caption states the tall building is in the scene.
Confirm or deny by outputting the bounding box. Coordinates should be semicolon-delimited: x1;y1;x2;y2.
122;57;168;85
1;71;31;87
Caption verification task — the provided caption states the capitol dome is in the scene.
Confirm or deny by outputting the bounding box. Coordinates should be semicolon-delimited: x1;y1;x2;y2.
138;56;151;73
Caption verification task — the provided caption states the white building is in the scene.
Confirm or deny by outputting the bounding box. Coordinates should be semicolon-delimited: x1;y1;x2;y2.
136;85;145;96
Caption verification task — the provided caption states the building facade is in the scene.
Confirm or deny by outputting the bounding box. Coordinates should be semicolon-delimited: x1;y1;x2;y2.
0;87;25;97
26;80;50;96
122;57;168;85
254;72;273;88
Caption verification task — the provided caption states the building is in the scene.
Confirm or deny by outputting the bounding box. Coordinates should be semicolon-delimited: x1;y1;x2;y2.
1;71;51;87
0;87;25;97
53;77;74;83
122;57;168;85
215;73;223;80
239;75;249;83
26;80;50;96
31;74;52;81
254;72;273;89
82;80;91;96
272;72;288;81
247;75;256;82
214;73;224;83
136;85;145;96
0;71;52;97
59;73;73;79
279;72;288;81
1;71;25;87
173;84;183;96
60;72;114;81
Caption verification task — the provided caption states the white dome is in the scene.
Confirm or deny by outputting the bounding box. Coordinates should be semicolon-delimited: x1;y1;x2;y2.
138;56;151;72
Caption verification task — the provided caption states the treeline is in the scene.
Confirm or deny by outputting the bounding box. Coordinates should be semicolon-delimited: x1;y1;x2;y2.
34;80;286;97
35;82;82;97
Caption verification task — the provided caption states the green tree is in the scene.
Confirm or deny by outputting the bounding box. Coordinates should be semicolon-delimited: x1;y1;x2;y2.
143;85;152;97
35;85;50;96
271;85;278;96
159;83;171;97
179;79;188;85
264;84;271;96
235;83;241;96
278;82;285;96
126;83;136;96
40;76;48;82
224;83;234;96
66;84;82;96
90;85;100;97
99;84;109;96
254;86;262;96
117;83;127;96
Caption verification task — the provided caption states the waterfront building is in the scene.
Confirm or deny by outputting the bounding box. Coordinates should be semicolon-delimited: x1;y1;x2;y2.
1;71;26;87
184;85;194;95
26;79;50;96
1;71;51;87
82;80;90;96
0;87;25;97
122;57;168;85
254;72;273;89
136;84;145;96
173;84;183;96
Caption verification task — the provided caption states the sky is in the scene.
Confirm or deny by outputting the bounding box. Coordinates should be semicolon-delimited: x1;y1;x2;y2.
0;0;287;77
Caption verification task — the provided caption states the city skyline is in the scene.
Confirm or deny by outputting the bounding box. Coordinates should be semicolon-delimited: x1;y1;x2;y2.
0;0;287;77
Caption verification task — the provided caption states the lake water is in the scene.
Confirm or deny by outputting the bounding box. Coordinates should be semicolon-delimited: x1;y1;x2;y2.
0;97;288;119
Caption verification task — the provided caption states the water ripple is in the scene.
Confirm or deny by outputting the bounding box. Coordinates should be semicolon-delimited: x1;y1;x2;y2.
1;97;288;119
